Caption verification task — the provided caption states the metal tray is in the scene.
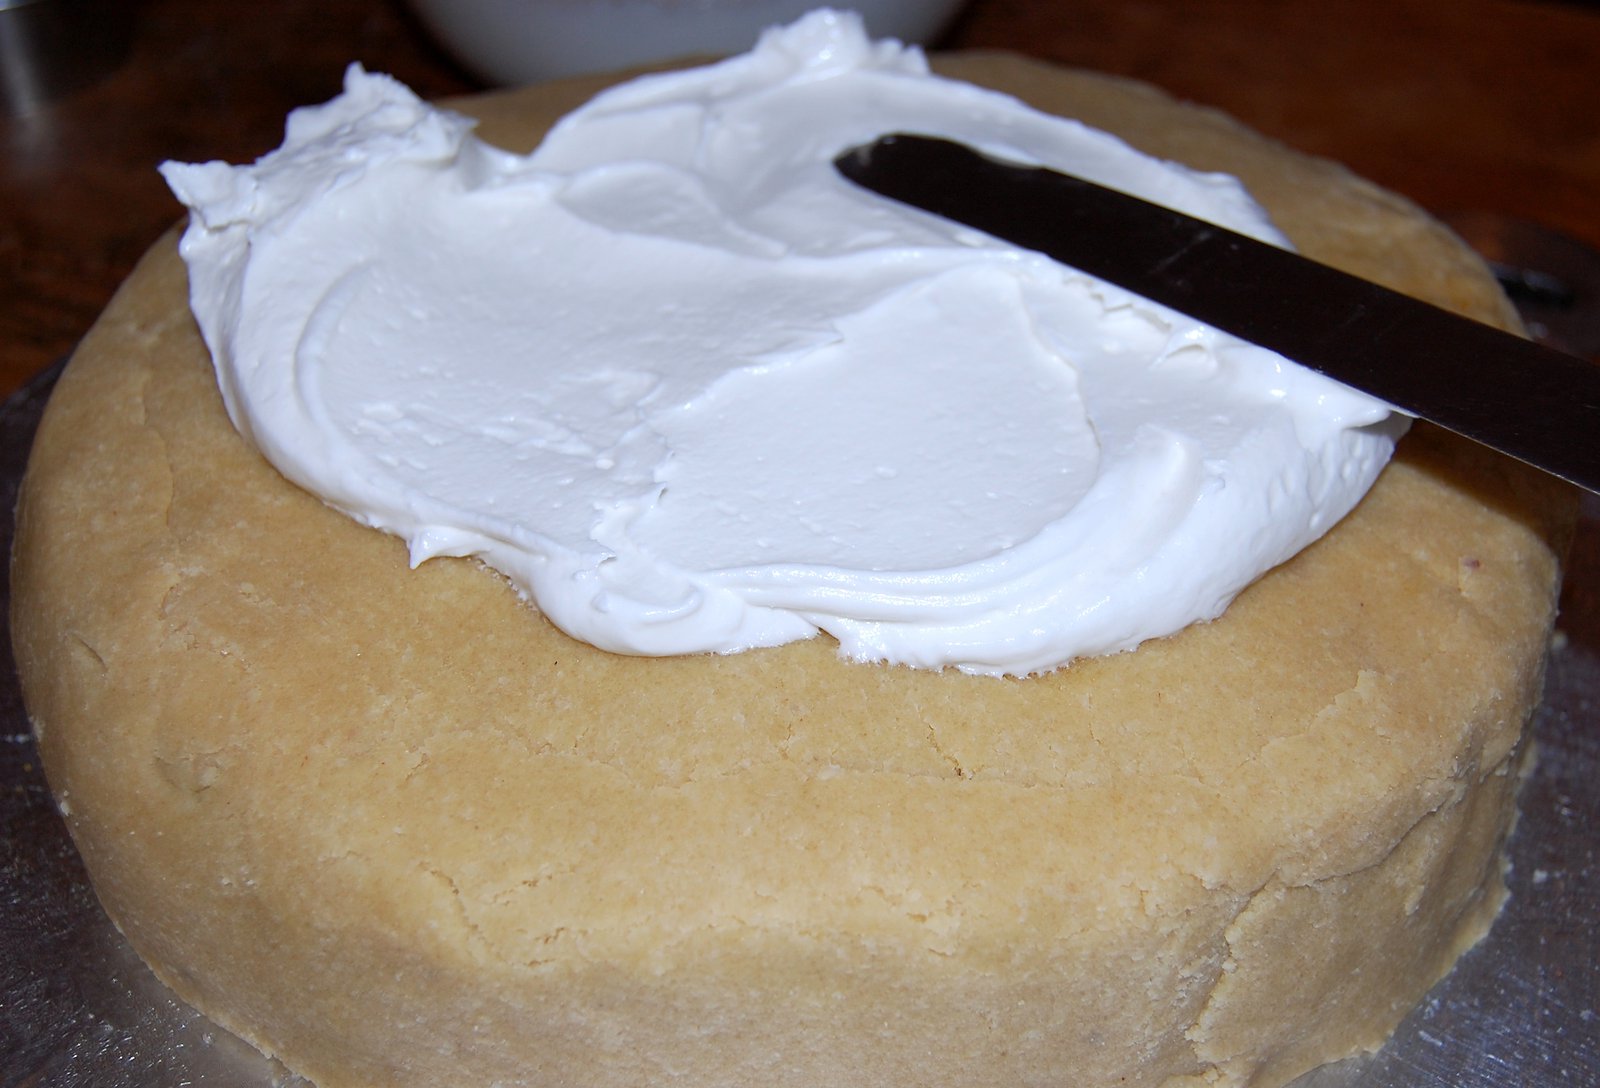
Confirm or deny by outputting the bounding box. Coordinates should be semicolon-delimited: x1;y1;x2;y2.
2;361;1596;1087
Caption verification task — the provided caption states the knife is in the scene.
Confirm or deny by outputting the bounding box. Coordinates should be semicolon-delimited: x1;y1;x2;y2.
834;133;1600;494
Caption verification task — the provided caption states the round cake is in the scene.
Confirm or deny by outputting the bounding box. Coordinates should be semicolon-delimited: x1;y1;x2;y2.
9;50;1572;1088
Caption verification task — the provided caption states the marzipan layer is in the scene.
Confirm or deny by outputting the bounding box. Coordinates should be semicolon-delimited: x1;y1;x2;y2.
10;54;1573;1088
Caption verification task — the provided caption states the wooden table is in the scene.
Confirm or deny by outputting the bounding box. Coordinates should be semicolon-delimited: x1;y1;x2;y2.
3;0;1597;399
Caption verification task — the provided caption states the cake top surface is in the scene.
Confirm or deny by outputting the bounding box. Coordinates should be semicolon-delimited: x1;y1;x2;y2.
160;11;1402;676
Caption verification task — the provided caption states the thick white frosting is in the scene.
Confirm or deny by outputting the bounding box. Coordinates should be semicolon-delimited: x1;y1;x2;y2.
161;10;1404;676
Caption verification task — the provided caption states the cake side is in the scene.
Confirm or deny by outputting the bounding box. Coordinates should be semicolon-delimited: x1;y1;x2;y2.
10;56;1572;1088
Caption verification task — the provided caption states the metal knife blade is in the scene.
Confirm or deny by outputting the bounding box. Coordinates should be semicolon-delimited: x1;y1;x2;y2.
834;133;1600;494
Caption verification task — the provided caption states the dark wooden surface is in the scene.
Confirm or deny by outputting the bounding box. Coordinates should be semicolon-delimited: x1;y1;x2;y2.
3;0;1598;398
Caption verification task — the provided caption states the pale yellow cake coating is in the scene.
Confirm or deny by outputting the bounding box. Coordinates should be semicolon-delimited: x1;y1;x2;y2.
10;54;1573;1087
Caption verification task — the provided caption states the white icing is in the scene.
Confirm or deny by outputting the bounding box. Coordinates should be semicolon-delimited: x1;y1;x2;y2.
161;10;1404;677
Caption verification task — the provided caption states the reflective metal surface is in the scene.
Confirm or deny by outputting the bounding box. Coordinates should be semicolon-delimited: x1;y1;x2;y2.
0;0;135;116
835;133;1600;495
2;361;1596;1085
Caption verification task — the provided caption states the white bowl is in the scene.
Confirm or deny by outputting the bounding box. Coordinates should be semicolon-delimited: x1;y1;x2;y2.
405;1;969;85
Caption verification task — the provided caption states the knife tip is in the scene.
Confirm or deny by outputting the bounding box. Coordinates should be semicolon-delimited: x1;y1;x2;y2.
833;135;888;179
